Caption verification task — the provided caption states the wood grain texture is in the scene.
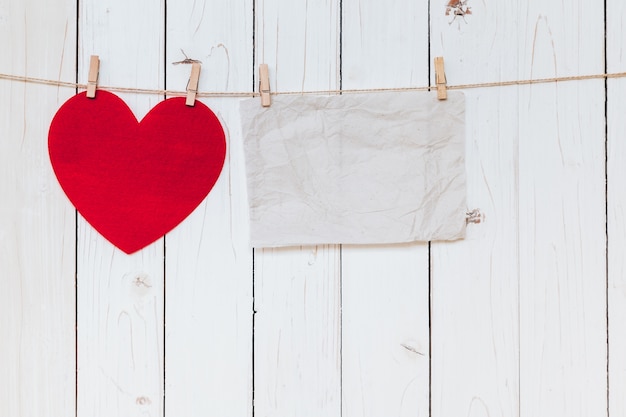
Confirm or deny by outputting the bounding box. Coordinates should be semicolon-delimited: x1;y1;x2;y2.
0;1;76;416
607;0;625;416
517;1;607;416
76;1;165;416
429;2;521;417
341;1;430;416
252;1;342;416
163;1;253;415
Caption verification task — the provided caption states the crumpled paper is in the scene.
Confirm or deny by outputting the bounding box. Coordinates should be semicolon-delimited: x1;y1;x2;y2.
240;91;467;247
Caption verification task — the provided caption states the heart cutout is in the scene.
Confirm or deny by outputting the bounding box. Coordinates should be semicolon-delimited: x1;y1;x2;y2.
48;91;226;254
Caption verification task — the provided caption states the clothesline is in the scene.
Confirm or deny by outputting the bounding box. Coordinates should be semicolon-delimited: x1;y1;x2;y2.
0;71;625;98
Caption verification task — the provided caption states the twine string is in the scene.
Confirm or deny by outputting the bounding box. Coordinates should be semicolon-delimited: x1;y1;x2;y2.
1;71;625;98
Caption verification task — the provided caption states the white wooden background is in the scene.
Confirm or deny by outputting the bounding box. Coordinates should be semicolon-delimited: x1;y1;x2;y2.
0;0;620;416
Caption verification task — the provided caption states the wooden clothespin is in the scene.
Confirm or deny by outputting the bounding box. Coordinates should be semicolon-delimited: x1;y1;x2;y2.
434;56;447;100
86;55;100;99
186;62;201;107
259;64;271;107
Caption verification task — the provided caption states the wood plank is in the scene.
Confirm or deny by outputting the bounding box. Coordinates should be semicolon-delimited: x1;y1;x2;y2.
253;1;342;415
607;0;625;415
429;90;520;417
342;245;429;417
255;247;342;416
429;3;520;416
0;1;76;416
163;1;253;416
519;82;606;417
76;1;166;416
517;1;607;416
340;2;430;416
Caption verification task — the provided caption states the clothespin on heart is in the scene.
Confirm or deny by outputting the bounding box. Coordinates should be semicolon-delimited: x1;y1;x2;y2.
86;55;100;99
172;50;202;107
186;63;201;107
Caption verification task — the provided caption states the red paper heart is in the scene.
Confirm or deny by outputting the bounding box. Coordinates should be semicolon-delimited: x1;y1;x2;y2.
48;91;226;254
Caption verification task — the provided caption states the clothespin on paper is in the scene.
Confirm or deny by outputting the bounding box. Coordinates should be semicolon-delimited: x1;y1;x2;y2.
86;55;100;99
186;62;201;106
434;56;447;100
259;64;271;107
